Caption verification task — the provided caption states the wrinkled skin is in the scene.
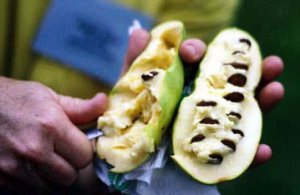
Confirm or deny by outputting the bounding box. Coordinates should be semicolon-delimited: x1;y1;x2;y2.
0;29;284;193
0;78;107;190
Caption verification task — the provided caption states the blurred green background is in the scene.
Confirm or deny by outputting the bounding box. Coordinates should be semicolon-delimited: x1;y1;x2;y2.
219;0;300;194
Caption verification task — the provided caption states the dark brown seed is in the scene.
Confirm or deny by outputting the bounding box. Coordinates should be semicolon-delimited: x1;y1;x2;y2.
197;101;217;107
227;74;247;87
191;134;206;143
221;139;236;151
239;38;252;48
150;71;158;76
232;50;245;55
200;118;219;124
227;112;242;120
223;62;248;70
207;154;223;165
132;116;140;123
232;129;244;137
141;74;152;81
141;71;159;81
223;92;244;102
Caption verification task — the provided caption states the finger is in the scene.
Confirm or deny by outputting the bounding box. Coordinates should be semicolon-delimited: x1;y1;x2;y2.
179;39;206;65
122;29;151;75
258;81;285;112
35;153;78;186
57;93;108;125
252;144;272;166
0;156;42;189
54;118;93;169
16;141;78;187
75;163;105;193
262;55;284;83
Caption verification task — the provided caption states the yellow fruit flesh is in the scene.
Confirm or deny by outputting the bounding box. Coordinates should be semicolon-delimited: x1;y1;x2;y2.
97;21;184;172
173;28;262;184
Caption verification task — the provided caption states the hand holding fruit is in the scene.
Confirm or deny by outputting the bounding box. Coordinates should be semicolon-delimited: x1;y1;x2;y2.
123;28;284;167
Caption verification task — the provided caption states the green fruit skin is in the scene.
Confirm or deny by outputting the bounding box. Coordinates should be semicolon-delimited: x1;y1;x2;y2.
147;53;184;145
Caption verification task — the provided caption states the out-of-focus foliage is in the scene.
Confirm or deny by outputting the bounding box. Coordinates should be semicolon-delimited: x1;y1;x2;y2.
219;0;300;194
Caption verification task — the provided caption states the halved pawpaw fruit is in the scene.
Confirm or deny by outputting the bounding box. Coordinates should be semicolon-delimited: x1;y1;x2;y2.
96;21;185;172
172;28;262;184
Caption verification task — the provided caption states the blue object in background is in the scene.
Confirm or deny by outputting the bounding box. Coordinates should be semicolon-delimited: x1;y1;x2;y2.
33;0;154;86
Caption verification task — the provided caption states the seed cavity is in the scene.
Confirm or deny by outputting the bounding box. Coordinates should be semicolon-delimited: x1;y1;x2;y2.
227;112;242;120
141;71;159;81
191;134;205;143
239;38;252;48
223;62;248;70
227;74;247;87
197;101;217;107
200;118;219;125
132;116;140;123
207;154;223;165
221;139;236;151
232;129;244;137
232;50;245;55
223;92;244;102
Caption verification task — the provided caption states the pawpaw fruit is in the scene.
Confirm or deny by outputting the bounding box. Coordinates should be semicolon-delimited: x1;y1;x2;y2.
172;28;262;184
96;21;185;172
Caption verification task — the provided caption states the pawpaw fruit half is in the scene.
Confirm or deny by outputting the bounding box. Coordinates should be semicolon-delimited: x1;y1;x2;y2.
172;28;262;184
96;21;185;173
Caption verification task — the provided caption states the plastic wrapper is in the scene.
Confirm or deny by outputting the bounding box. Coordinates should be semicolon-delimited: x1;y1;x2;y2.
94;139;219;195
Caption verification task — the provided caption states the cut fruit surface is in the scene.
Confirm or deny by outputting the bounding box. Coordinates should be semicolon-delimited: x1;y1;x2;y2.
172;28;262;184
96;21;185;172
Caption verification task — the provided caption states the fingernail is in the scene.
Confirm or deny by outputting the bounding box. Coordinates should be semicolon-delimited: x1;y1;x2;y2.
185;45;197;59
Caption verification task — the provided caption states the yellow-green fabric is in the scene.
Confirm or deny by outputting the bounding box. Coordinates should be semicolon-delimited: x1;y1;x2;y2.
116;0;240;41
0;0;9;75
30;57;111;98
11;0;49;80
0;0;239;98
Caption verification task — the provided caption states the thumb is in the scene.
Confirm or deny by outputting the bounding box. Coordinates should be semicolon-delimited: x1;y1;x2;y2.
121;28;150;75
56;93;108;124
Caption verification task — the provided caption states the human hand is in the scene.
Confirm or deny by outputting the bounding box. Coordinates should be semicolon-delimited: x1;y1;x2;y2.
0;77;107;189
123;29;284;167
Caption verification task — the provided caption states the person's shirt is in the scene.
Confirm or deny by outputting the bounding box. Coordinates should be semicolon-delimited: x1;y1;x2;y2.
0;0;239;98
